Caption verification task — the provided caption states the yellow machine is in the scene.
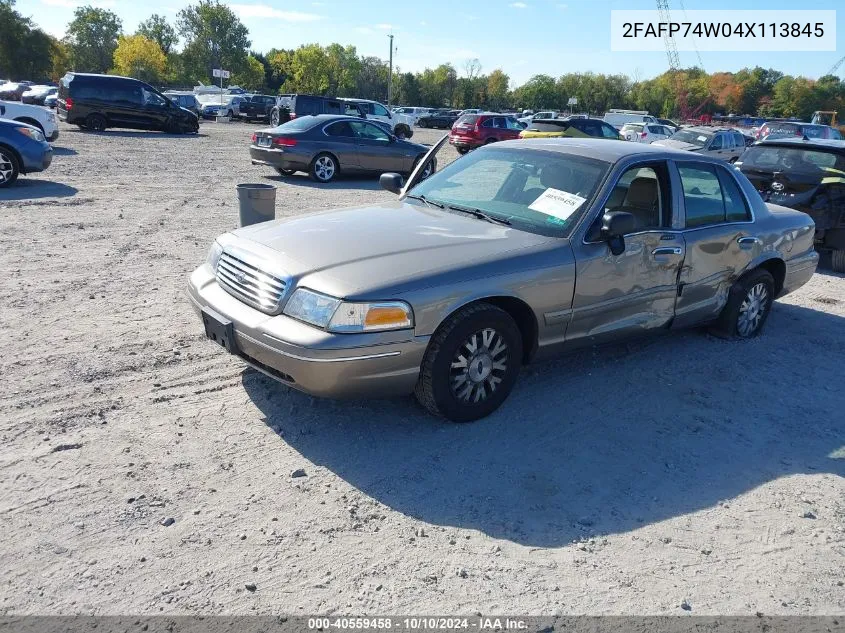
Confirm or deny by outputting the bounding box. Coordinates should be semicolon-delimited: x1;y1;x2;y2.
810;111;845;136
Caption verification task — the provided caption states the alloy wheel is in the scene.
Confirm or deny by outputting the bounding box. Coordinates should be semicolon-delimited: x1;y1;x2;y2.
0;151;14;184
314;156;335;181
737;282;769;337
450;328;508;403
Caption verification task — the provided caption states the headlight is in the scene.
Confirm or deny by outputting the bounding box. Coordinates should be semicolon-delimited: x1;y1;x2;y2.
283;289;341;328
16;126;45;143
329;301;414;333
283;289;414;332
206;240;223;272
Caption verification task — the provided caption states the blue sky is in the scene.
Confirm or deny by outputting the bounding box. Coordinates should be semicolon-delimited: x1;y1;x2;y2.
15;0;844;86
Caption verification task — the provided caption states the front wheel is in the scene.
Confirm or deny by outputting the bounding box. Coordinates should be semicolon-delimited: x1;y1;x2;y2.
415;303;523;422
711;268;775;339
0;147;21;188
310;153;337;183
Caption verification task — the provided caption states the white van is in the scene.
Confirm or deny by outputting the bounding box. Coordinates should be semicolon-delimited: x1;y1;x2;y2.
603;109;657;130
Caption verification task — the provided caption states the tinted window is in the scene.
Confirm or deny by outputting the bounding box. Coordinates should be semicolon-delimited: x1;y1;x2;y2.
529;121;571;133
717;168;751;222
481;117;494;128
602;123;621;138
740;145;843;173
581;121;602;137
295;96;320;114
324;101;343;115
351;121;389;141
325;121;355;137
679;164;744;227
274;117;319;132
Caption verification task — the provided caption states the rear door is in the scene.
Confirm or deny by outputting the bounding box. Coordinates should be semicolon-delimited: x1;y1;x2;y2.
671;161;757;327
322;120;361;170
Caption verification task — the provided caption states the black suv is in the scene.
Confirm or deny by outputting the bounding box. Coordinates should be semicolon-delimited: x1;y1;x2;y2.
163;91;201;117
269;94;365;127
737;138;845;272
57;73;199;134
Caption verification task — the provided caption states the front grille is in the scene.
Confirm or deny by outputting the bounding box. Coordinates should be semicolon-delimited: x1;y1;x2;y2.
216;250;287;314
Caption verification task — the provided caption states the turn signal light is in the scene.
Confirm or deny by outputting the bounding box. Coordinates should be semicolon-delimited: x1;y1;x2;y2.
364;306;411;328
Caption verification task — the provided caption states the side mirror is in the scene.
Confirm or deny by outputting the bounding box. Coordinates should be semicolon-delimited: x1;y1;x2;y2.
601;211;635;256
380;172;404;194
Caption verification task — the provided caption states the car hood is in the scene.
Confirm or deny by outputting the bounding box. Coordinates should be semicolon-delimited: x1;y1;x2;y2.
652;139;704;152
227;200;557;299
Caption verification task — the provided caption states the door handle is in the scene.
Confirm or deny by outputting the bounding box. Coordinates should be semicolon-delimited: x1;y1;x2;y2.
652;247;683;256
737;236;761;249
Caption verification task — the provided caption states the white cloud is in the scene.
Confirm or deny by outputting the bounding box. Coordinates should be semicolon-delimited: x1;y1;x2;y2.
509;2;528;8
376;23;394;30
229;4;323;21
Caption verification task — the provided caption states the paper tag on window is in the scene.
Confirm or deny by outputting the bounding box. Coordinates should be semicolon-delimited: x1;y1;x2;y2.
697;135;708;142
528;187;587;220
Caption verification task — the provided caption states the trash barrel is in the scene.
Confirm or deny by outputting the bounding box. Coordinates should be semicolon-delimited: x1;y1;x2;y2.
236;183;276;227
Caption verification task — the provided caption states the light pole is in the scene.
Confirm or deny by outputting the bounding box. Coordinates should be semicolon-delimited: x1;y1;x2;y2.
387;34;394;106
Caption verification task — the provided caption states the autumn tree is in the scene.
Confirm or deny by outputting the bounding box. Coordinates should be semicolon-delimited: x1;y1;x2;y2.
112;34;166;83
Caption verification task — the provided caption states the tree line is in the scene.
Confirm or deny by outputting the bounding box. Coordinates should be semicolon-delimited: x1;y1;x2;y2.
1;0;843;122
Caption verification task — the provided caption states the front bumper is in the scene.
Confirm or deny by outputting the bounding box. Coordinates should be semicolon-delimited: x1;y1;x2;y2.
187;265;428;399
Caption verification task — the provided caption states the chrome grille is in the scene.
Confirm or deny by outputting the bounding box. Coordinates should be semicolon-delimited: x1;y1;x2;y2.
216;250;287;314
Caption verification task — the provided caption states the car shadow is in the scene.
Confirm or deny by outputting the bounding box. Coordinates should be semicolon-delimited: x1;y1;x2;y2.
0;179;78;200
66;129;206;139
50;146;77;156
242;302;844;547
265;173;383;191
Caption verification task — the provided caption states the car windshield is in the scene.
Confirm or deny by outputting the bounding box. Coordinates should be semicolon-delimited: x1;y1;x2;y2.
407;148;609;237
740;146;842;174
670;129;712;147
622;124;644;132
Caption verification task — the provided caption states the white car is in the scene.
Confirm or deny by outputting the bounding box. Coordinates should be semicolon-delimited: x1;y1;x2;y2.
391;106;431;125
621;122;675;144
603;109;658;130
341;99;415;139
518;110;559;125
0;100;59;141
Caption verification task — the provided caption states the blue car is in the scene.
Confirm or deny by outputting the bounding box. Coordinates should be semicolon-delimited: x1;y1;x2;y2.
0;117;53;188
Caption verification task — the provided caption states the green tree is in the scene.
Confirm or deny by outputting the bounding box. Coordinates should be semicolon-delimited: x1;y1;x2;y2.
112;34;166;82
394;71;420;106
486;69;510;111
66;5;123;73
136;14;177;55
513;74;556;110
177;0;250;83
0;0;59;80
355;56;388;101
232;54;265;91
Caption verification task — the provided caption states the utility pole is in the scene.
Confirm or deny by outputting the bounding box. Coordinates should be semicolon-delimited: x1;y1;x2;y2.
387;34;394;106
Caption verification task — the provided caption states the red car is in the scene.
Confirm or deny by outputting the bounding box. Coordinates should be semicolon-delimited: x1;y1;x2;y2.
449;113;523;154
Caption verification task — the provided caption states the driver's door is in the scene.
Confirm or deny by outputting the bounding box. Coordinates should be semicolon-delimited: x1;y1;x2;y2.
566;161;686;347
350;121;410;173
141;87;169;129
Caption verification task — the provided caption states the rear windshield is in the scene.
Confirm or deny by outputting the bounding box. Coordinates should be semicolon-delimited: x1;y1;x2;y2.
670;129;712;147
621;123;644;131
273;117;318;132
762;123;798;136
456;115;479;125
740;146;844;174
527;121;571;132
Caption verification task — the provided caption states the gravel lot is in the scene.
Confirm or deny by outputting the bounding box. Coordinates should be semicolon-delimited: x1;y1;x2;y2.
1;120;843;616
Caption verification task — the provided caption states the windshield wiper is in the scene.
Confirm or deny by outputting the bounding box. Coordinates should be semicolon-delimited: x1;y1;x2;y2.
405;194;444;209
446;204;512;226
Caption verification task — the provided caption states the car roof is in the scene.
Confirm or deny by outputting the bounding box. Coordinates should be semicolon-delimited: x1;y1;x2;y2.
756;138;845;152
496;137;716;162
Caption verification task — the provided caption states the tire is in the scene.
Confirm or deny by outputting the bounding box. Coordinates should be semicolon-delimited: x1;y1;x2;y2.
394;124;409;140
415;303;523;422
270;109;280;127
0;146;20;188
86;114;107;132
484;138;496;144
711;268;776;339
456;147;469;155
419;120;429;128
412;155;435;180
831;250;845;273
309;153;337;183
165;118;181;134
275;168;296;177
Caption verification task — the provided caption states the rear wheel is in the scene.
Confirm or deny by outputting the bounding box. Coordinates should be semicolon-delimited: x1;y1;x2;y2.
0;146;20;188
394;124;410;140
711;268;775;339
310;153;337;183
412;156;434;180
456;147;469;155
86;114;106;132
832;250;845;273
415;303;523;422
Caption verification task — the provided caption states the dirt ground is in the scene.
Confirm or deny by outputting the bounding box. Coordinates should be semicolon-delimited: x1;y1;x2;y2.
0;120;843;616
